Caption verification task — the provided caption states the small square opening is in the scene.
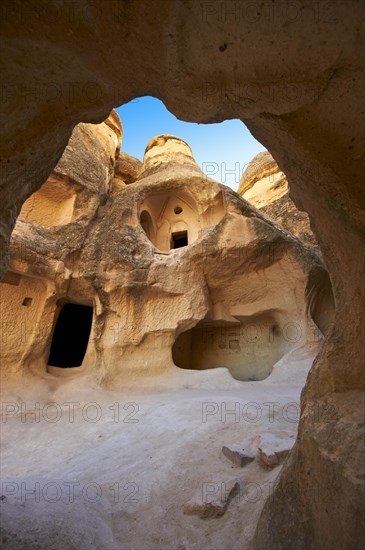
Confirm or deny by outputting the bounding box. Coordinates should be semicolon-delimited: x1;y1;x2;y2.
171;231;188;249
22;297;33;307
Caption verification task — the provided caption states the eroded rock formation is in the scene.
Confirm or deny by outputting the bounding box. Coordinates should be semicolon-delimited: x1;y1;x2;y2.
114;152;143;186
238;151;318;252
1;112;122;384
1;123;326;391
1;1;364;548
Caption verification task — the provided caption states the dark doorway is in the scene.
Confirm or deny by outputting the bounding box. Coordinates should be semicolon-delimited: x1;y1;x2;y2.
172;230;188;249
48;303;93;368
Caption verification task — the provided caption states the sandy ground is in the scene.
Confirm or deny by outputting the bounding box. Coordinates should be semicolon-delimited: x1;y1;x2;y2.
0;343;319;549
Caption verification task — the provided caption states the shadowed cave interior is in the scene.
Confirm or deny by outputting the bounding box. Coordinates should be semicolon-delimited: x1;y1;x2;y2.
172;314;286;381
47;303;93;368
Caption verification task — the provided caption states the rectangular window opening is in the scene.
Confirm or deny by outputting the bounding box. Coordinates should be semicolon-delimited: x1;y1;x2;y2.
171;231;188;249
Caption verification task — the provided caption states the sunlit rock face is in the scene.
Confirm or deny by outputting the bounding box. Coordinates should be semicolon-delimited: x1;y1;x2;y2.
239;151;318;253
1;2;364;546
114;152;143;186
0;121;328;390
0;111;122;383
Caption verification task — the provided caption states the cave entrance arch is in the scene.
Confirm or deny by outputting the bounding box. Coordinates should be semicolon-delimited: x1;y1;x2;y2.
173;313;286;381
48;303;93;368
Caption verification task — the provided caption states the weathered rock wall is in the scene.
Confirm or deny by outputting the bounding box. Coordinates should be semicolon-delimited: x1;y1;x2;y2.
1;1;364;547
1;130;322;394
238;151;318;252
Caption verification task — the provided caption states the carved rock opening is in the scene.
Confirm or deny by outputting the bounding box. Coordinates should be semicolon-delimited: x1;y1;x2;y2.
139;191;198;252
173;311;299;381
0;2;364;544
171;230;188;249
47;303;93;369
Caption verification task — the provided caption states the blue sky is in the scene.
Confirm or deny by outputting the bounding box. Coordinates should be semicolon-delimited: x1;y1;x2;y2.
116;97;265;190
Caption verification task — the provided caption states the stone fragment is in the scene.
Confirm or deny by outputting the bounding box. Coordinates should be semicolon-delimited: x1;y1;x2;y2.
258;434;293;468
222;445;255;467
258;448;280;468
183;479;240;519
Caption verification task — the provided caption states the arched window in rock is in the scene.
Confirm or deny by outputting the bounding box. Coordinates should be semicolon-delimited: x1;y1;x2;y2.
140;210;154;241
139;191;199;252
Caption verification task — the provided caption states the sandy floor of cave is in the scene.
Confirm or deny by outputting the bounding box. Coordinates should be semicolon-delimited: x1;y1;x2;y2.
0;343;319;550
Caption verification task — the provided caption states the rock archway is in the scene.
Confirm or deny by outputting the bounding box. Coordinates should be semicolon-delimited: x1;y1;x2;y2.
1;1;364;548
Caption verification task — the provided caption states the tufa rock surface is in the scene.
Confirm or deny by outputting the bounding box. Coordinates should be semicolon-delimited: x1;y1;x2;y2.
114;152;143;186
0;125;329;390
238;151;318;253
0;3;364;547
